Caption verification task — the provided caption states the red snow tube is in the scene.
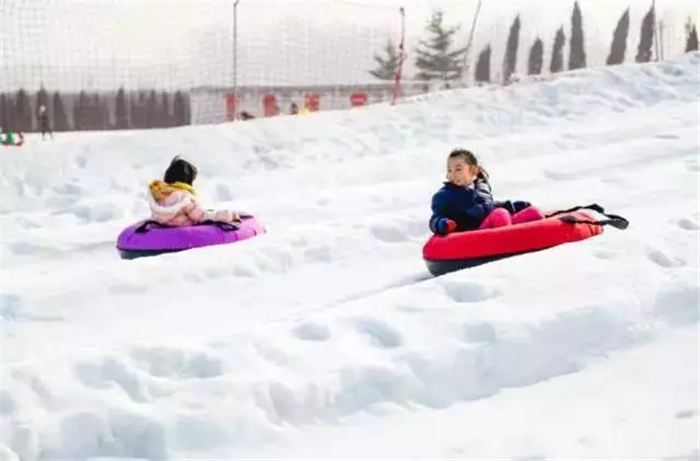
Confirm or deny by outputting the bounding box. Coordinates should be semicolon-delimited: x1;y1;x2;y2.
423;211;604;276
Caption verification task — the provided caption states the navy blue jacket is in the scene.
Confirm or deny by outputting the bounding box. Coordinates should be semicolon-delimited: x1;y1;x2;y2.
429;179;496;233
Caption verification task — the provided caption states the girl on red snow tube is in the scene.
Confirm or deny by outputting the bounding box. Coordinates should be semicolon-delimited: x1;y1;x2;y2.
117;156;264;259
423;148;628;276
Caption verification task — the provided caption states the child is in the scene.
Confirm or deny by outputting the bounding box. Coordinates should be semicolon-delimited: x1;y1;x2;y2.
429;149;544;235
148;156;240;226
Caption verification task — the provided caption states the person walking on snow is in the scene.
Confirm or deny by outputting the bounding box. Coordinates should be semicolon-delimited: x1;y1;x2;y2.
38;105;52;140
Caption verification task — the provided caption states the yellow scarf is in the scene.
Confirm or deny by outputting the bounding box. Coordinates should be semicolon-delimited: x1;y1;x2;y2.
149;180;197;202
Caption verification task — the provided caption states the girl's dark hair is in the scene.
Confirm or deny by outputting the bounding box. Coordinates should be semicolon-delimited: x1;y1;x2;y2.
448;148;489;181
164;156;198;185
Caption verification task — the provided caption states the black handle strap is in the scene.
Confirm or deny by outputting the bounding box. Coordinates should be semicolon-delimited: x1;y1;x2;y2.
558;214;629;230
548;203;629;230
199;220;240;231
546;203;606;217
134;220;167;234
135;218;248;234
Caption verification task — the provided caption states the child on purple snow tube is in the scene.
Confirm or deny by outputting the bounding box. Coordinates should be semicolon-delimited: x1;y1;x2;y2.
147;156;242;227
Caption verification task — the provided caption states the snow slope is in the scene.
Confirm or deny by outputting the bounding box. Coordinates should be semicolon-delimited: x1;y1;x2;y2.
1;53;699;460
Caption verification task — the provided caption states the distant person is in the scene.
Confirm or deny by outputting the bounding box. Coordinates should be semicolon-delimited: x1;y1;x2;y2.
38;105;52;140
504;73;522;86
290;102;299;115
239;111;255;121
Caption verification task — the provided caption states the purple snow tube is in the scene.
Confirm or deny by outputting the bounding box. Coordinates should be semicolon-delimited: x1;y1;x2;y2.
116;215;265;259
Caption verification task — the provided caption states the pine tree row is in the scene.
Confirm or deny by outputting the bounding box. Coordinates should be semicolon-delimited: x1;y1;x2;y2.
370;2;700;85
0;88;190;133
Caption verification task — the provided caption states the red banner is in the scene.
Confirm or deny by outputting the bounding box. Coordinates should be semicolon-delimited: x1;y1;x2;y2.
226;94;237;121
263;94;278;116
350;92;368;106
304;92;321;112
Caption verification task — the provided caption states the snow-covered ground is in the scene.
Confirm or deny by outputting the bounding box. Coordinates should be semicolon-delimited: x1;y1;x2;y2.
1;54;698;460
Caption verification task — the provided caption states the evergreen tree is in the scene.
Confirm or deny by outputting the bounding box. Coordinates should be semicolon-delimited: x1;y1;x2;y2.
100;94;111;129
414;9;468;81
474;45;491;83
15;89;32;132
138;92;147;128
161;91;171;127
606;9;630;65
569;1;587;70
369;39;401;80
52;91;69;131
115;87;129;129
87;94;96;129
686;18;699;52
173;91;188;126
183;93;191;125
130;92;147;128
130;93;138;128
0;94;13;131
503;15;521;83
636;6;655;63
527;38;544;75
91;94;109;130
550;27;566;73
73;91;89;130
147;90;158;128
82;94;92;130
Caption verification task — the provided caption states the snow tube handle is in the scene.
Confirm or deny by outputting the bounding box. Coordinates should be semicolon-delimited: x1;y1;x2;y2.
200;220;240;232
559;214;629;230
134;219;243;234
548;204;629;230
134;220;166;234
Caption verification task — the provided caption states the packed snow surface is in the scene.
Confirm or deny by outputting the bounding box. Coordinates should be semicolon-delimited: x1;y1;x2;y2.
1;54;699;460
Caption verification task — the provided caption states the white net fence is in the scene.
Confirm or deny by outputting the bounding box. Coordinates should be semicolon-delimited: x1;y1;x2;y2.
1;0;696;133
